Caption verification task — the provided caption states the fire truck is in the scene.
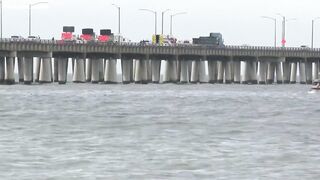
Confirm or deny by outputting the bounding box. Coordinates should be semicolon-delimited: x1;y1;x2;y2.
80;28;95;42
97;29;114;43
61;26;76;42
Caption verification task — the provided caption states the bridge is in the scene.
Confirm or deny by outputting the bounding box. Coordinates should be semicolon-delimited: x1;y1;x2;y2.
0;39;320;85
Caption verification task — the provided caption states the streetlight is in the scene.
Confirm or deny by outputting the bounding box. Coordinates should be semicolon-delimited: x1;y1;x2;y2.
0;0;2;38
29;1;48;36
311;17;320;48
161;9;170;35
276;13;296;47
170;12;187;36
261;16;277;47
139;8;157;35
112;4;121;42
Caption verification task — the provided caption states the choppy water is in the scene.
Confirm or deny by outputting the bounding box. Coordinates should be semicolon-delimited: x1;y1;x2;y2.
0;84;319;179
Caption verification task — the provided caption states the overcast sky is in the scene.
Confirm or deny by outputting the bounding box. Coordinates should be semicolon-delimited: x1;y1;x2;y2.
3;0;320;47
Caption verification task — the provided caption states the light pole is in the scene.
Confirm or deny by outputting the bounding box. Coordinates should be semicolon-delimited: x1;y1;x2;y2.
170;12;187;36
112;4;121;42
139;9;157;35
161;9;170;35
0;0;2;38
261;16;277;47
311;17;320;48
277;13;296;47
29;2;48;36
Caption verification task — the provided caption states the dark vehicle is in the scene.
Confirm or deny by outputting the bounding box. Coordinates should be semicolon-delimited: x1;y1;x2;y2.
193;33;224;47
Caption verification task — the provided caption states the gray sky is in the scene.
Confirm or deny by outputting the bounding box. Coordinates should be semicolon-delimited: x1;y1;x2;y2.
3;0;320;47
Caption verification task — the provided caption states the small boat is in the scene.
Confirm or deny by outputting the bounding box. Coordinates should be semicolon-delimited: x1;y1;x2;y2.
311;79;320;90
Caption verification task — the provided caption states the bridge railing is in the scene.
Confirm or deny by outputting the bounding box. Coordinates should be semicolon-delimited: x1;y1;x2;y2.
1;38;320;52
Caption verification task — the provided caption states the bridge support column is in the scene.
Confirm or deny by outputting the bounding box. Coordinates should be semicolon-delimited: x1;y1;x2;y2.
134;59;142;83
275;62;283;84
23;57;33;84
58;58;68;84
142;60;149;84
99;59;104;83
208;61;217;83
290;62;297;84
258;61;267;84
17;57;24;83
73;59;85;83
190;60;199;83
34;57;40;83
0;57;5;84
53;58;58;82
104;59;117;84
267;62;275;84
299;61;306;84
85;59;92;82
151;60;161;83
217;61;224;84
5;57;15;84
283;62;291;84
91;59;100;84
180;60;189;83
147;60;152;83
312;61;319;81
242;61;250;84
121;59;131;84
249;61;257;84
225;60;233;84
162;60;170;83
233;60;241;84
199;60;207;83
170;60;179;83
306;61;312;84
39;58;52;83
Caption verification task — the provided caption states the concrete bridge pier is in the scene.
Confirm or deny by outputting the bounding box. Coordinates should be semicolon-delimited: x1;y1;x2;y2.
249;61;258;84
147;60;152;83
282;62;291;84
267;62;275;84
17;57;24;83
299;61;306;84
151;60;161;83
290;62;297;84
23;57;34;84
141;60;149;84
104;59;118;84
85;59;92;82
53;59;58;82
242;61;250;84
208;60;217;83
5;57;15;84
72;58;85;83
199;60;207;83
39;58;53;83
225;60;233;84
312;61;319;81
34;57;40;83
190;60;199;83
258;61;267;84
275;62;283;84
180;60;189;83
217;61;224;84
170;60;179;83
57;58;68;84
162;60;170;83
121;59;132;84
0;57;5;84
91;59;100;84
305;61;313;84
134;59;142;83
99;59;104;83
233;60;241;84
